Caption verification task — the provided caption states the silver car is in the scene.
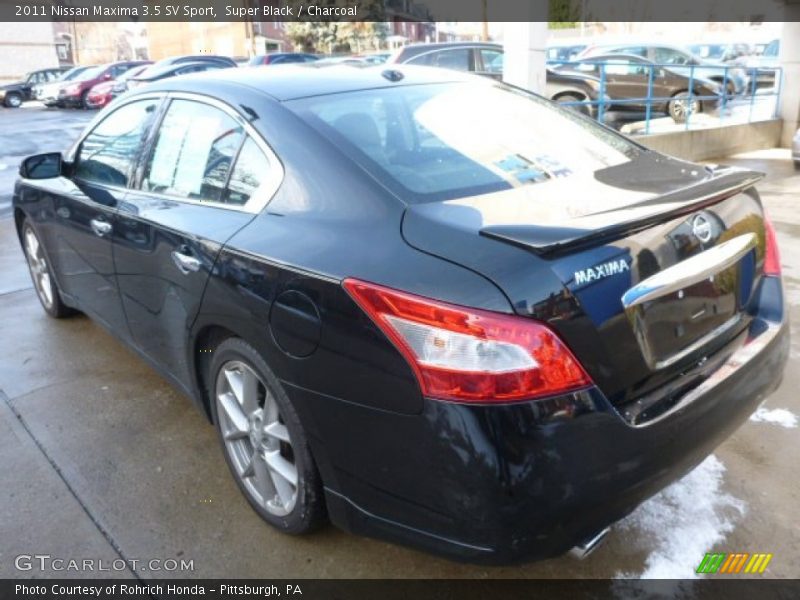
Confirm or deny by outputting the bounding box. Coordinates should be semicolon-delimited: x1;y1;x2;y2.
793;127;800;169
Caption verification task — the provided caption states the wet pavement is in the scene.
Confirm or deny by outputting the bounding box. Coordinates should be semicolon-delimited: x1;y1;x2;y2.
0;106;798;579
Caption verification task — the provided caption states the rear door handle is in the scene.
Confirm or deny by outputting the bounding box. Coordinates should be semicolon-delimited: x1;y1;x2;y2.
89;218;112;237
171;250;201;274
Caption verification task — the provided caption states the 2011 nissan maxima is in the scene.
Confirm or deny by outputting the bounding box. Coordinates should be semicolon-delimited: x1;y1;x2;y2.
12;65;788;564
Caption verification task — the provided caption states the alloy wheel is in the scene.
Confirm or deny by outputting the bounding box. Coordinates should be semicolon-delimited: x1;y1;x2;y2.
6;94;22;108
24;227;54;309
671;95;700;121
215;360;298;517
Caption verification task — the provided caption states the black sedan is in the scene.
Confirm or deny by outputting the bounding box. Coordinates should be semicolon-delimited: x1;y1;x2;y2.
12;65;788;564
125;61;231;90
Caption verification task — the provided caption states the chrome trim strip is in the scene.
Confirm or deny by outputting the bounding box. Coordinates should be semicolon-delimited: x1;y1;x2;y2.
621;233;757;309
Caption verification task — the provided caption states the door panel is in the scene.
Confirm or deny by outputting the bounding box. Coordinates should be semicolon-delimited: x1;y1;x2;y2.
49;182;126;330
114;196;253;387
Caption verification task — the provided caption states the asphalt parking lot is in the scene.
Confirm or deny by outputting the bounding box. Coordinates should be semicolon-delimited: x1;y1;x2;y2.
0;105;799;579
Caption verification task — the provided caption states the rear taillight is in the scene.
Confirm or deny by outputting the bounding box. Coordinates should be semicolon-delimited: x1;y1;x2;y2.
343;279;592;403
763;215;781;276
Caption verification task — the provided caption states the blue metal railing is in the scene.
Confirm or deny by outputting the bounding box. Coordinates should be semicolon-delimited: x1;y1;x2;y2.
547;59;784;135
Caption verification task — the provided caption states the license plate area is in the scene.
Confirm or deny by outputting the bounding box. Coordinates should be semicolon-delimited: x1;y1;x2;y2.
622;233;757;370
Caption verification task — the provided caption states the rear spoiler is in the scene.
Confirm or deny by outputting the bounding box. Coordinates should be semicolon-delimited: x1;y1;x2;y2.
479;168;764;257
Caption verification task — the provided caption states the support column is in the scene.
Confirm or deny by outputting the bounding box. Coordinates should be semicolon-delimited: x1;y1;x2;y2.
502;22;548;94
779;15;800;146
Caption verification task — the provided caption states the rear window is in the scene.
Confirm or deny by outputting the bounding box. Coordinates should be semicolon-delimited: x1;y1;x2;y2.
289;82;641;203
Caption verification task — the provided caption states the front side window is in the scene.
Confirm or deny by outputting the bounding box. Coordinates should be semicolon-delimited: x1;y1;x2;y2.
73;99;159;187
290;82;640;203
142;99;244;203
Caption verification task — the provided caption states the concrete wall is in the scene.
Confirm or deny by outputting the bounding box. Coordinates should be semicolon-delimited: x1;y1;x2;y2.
0;23;59;83
637;119;783;161
779;18;800;146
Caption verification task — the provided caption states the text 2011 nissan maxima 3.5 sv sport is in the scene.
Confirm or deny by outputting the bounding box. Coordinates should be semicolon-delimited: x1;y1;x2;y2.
13;65;789;564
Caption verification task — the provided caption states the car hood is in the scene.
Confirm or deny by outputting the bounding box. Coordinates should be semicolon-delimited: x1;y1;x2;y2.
0;81;24;91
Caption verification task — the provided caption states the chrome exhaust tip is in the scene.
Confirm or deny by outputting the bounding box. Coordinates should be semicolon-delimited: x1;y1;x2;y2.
569;527;611;560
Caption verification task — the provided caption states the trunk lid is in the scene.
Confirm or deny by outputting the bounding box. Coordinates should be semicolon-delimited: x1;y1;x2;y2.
402;154;767;407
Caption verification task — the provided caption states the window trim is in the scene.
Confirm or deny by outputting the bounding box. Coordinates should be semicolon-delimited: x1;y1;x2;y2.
67;91;284;215
135;91;284;214
404;45;489;71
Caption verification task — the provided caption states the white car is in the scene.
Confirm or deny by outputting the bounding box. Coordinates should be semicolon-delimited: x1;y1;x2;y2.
35;65;92;107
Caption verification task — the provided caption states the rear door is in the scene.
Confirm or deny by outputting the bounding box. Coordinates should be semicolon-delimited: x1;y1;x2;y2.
113;94;281;387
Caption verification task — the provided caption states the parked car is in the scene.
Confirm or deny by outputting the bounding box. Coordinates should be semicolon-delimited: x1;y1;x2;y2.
59;61;151;108
0;66;71;107
793;128;799;169
387;41;504;79
86;63;153;109
545;68;604;117
248;53;319;66
13;65;788;565
578;43;747;96
354;52;392;65
152;54;238;69
35;65;93;107
126;61;231;90
564;53;722;122
744;39;781;89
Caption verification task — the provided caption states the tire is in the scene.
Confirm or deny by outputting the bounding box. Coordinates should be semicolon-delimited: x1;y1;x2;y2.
209;337;327;534
4;93;22;108
794;160;800;171
555;93;590;116
668;92;701;123
80;90;91;110
21;221;73;318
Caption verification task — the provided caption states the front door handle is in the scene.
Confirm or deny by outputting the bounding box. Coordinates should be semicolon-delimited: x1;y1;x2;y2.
171;250;201;274
89;218;112;237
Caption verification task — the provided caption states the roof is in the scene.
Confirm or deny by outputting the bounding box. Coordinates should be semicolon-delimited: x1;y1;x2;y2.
146;63;482;102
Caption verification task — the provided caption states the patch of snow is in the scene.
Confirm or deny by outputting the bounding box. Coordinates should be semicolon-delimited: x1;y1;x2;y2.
749;407;798;429
615;455;745;580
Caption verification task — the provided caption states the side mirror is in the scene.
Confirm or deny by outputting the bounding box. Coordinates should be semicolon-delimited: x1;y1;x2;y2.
20;153;63;179
104;72;113;80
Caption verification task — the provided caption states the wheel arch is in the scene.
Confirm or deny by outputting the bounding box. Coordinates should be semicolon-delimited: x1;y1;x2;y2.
551;90;588;102
191;323;240;421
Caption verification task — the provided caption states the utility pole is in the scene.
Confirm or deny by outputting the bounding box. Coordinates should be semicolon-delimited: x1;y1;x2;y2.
481;0;489;41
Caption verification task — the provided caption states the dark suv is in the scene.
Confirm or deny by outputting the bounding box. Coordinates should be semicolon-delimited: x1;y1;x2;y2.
0;67;70;108
58;61;150;109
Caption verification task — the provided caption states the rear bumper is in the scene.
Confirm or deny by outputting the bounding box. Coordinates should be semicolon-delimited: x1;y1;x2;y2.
297;277;789;564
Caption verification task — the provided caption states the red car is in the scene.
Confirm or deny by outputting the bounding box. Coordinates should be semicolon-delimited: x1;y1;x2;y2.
58;60;150;108
85;63;152;109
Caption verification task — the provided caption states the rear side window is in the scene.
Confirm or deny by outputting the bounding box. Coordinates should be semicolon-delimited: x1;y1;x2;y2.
73;99;159;187
408;48;472;71
224;137;271;206
141;99;244;203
